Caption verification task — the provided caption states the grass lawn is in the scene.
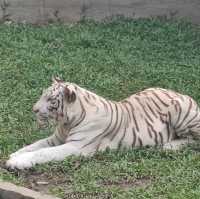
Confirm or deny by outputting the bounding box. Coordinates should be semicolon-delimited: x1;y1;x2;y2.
0;18;200;198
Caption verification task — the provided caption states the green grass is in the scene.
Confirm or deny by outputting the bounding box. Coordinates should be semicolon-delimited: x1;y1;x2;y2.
0;18;200;198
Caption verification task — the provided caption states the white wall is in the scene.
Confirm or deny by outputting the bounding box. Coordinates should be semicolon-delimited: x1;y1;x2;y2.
1;0;200;24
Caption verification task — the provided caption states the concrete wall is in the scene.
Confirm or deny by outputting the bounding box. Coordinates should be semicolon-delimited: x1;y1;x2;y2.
0;0;200;24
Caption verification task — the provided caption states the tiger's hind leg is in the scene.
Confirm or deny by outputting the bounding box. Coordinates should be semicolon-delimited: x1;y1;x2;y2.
171;97;200;143
163;138;195;150
189;126;200;140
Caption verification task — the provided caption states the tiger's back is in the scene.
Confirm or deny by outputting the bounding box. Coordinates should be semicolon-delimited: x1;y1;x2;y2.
86;87;200;152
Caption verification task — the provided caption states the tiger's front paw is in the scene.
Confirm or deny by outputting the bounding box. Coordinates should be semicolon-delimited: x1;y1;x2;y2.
6;152;36;170
9;150;26;159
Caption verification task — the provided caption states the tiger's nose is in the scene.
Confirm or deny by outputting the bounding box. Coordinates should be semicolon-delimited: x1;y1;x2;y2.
33;105;39;113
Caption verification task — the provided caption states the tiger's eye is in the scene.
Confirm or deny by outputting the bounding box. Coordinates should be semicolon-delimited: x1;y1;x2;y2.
51;100;57;105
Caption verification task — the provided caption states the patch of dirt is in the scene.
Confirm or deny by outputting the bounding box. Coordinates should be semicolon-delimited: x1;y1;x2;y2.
20;170;72;194
0;160;73;195
100;176;152;190
1;159;152;195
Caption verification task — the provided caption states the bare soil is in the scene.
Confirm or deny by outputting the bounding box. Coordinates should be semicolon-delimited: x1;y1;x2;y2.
100;176;152;191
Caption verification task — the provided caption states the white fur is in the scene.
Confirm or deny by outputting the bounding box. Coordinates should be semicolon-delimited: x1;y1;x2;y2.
163;138;195;150
6;143;80;169
6;82;200;170
9;134;61;158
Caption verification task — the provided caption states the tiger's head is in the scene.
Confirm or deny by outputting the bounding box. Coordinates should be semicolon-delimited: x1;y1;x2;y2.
33;77;77;128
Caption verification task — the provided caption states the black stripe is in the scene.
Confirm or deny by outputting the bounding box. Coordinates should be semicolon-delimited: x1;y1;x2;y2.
145;119;153;138
158;112;167;123
168;111;172;125
125;100;139;132
151;97;162;111
145;118;159;144
132;128;137;147
176;98;193;129
61;94;64;114
83;95;96;107
166;121;170;141
157;112;170;141
184;106;199;127
187;119;200;128
117;104;130;149
122;102;132;128
151;91;169;107
160;90;174;99
100;99;109;114
122;102;131;120
111;103;124;141
66;138;85;143
174;100;182;126
135;97;154;123
82;101;114;148
147;121;158;145
71;99;86;128
54;133;64;144
146;102;158;119
138;137;143;147
101;102;119;140
117;125;127;150
159;132;164;145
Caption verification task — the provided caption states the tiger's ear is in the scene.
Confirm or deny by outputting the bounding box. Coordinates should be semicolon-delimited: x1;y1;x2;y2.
52;76;64;84
64;86;76;103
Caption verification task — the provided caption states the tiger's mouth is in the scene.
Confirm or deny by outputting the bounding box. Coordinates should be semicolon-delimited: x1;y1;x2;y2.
36;117;49;129
35;113;49;129
36;114;57;129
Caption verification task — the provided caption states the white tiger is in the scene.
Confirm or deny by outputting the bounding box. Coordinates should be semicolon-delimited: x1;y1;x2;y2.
6;77;200;169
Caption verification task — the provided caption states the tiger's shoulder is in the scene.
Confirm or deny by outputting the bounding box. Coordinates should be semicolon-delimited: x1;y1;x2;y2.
122;87;192;106
133;87;185;98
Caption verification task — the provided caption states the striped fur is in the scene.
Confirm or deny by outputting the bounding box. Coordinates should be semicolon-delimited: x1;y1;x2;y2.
34;80;200;153
6;78;200;169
